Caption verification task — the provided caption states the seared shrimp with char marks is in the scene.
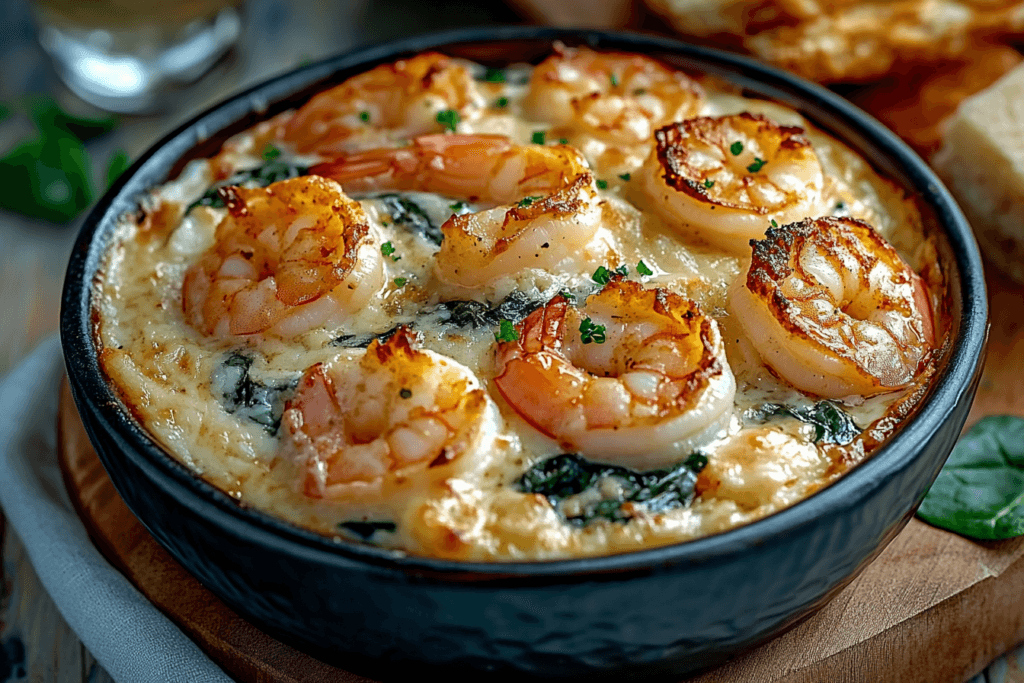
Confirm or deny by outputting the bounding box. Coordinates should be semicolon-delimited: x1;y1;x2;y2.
281;53;484;155
281;328;499;500
525;45;704;173
642;113;831;252
181;176;384;338
312;134;606;289
494;280;736;471
729;216;935;398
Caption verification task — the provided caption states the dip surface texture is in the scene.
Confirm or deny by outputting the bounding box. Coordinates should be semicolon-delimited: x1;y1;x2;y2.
93;46;943;560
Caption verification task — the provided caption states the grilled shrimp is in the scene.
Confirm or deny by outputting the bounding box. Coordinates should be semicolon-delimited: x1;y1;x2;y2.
494;280;736;471
281;328;499;500
280;53;483;155
524;45;704;173
312;134;606;288
181;176;384;338
642;114;831;251
729;216;935;398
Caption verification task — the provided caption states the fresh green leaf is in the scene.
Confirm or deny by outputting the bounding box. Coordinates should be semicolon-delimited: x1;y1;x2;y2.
495;319;519;343
0;128;93;223
637;260;653;276
520;453;707;526
27;95;118;140
106;149;130;188
436;109;460;132
917;416;1024;540
592;265;612;285
752;401;860;445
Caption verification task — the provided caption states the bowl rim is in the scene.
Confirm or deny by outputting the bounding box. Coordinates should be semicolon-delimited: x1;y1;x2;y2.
60;25;988;579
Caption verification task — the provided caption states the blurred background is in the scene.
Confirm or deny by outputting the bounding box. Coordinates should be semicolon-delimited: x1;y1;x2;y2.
2;0;1023;680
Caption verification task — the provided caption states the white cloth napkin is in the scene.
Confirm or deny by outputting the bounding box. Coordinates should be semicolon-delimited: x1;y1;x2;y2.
0;336;232;683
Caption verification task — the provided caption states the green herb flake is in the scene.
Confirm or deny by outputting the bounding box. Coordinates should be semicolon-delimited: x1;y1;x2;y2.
618;173;631;182
484;67;506;82
632;88;647;96
592;265;612;285
399;388;412;399
393;277;408;287
917;416;1024;540
836;201;846;210
381;241;396;257
359;111;370;123
770;219;778;227
517;195;541;208
559;289;576;302
637;260;653;276
436;109;460;133
531;130;546;145
559;138;569;145
597;179;608;190
449;201;467;213
610;72;620;87
730;141;744;155
614;264;629;277
494;319;520;343
261;144;282;161
105;149;130;189
703;178;715;189
579;317;607;344
495;96;509;108
746;157;766;173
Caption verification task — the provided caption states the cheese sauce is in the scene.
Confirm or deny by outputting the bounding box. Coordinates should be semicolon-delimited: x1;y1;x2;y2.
92;48;943;560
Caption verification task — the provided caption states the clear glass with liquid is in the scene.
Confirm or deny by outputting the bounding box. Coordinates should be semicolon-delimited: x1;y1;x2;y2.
31;0;244;113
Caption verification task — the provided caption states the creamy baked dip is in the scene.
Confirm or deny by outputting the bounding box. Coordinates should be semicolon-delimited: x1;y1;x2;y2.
92;46;943;560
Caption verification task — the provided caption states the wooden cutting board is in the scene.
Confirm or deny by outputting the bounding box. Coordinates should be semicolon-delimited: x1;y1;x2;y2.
56;264;1024;683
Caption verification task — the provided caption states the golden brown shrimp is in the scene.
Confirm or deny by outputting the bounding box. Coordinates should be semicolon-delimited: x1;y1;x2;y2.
524;44;704;172
493;280;736;471
312;134;607;289
181;176;384;338
280;328;499;500
280;53;484;155
642;114;831;252
728;216;935;398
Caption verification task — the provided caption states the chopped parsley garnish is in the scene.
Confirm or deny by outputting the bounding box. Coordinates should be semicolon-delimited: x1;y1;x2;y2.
495;96;509;108
703;178;715;189
559;289;576;302
531;130;546;145
730;141;743;155
495;319;520;342
559;137;569;145
261;144;281;161
746;157;766;173
637;260;653;276
836;201;846;210
484;67;506;82
614;264;629;277
393;277;407;287
358;111;370;123
449;201;467;213
399;388;412;399
579;317;606;344
632;87;647;96
436;109;460;132
609;72;620;87
770;219;778;227
381;241;401;261
618;173;631;181
597;179;608;190
592;265;612;285
517;195;541;208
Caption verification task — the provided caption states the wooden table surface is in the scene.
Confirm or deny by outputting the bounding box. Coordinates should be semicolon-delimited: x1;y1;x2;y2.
0;0;1022;680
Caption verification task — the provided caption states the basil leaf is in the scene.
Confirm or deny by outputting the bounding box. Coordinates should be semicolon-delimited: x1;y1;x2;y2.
106;149;130;188
27;95;118;140
520;453;707;527
917;416;1024;540
0;129;93;223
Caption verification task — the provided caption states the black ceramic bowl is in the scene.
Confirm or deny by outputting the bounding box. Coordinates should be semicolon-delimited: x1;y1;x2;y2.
61;27;987;681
